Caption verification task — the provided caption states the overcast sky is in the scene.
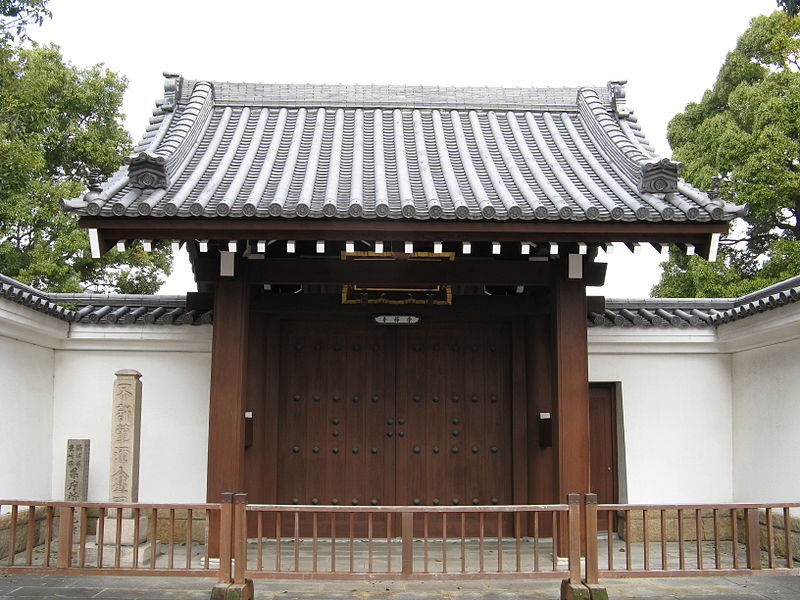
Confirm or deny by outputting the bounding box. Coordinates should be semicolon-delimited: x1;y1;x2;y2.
35;0;778;297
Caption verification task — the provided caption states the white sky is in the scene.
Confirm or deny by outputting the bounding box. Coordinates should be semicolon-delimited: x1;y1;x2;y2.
36;0;778;297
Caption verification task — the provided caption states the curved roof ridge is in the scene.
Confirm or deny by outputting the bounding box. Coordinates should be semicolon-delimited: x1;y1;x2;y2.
180;79;611;111
578;87;649;182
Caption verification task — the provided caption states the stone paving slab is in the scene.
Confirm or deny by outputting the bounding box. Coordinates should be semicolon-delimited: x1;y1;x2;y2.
2;574;800;599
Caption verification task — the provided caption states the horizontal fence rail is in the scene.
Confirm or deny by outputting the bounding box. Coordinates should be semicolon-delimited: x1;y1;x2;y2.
584;496;800;583
237;500;572;580
3;494;799;587
0;499;221;577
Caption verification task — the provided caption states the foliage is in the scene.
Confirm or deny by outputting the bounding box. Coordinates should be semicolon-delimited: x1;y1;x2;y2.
0;0;49;43
0;44;171;293
778;0;800;17
653;11;800;297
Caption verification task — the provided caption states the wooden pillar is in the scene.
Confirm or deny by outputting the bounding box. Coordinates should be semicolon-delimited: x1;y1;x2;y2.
207;278;251;500
206;278;250;556
553;275;591;554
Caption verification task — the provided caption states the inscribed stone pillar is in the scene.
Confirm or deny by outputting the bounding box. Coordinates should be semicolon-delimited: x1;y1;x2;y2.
109;370;142;504
64;439;90;502
103;370;148;547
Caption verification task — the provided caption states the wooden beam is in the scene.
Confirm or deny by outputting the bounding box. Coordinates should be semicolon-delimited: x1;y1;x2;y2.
552;276;591;555
82;216;727;250
193;256;607;287
250;293;552;316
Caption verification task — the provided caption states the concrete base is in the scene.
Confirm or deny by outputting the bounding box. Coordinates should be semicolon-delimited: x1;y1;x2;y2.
210;579;253;600
101;516;148;545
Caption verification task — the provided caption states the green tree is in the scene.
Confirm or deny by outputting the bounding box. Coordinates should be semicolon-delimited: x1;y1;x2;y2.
653;11;800;297
778;0;800;17
0;44;171;293
0;0;50;42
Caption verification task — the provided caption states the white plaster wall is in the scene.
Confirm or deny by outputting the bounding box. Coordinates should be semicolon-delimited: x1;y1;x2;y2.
51;349;211;503
0;335;54;501
731;337;800;502
589;350;733;504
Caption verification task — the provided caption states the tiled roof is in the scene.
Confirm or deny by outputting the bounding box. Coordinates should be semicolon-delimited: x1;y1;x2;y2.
591;275;800;328
63;75;746;223
0;274;211;326
2;274;798;329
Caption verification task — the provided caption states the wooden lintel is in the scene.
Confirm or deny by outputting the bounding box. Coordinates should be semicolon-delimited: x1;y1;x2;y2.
250;293;552;316
193;256;606;287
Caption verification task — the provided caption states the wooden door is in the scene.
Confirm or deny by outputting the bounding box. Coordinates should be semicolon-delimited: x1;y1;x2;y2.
275;319;513;535
394;322;512;535
589;383;617;530
276;321;395;511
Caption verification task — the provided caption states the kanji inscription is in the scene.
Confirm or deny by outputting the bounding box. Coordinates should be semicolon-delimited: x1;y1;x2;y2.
108;370;142;503
64;439;90;501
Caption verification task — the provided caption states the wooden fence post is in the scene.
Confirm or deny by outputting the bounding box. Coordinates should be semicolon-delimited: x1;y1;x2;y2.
218;492;233;584
233;493;248;584
745;508;762;570
567;494;582;584
584;494;599;584
401;512;414;575
56;506;73;569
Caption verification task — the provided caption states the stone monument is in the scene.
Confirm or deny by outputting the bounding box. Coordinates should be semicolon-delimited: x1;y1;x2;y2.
65;439;90;536
64;439;90;502
103;370;147;545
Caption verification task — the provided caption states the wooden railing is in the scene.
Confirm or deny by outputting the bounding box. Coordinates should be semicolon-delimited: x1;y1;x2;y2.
237;498;573;579
583;494;800;584
0;499;220;577
3;494;799;589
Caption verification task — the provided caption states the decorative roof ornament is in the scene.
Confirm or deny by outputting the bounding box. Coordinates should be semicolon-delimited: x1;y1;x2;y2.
82;168;104;202
160;72;182;112
608;80;631;118
707;176;726;207
638;158;684;194
125;152;169;189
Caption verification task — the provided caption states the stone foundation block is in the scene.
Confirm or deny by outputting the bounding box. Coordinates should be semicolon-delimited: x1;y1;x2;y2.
560;579;591;600
210;579;254;600
585;583;609;599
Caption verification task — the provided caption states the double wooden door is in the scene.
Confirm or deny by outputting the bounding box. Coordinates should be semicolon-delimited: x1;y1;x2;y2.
275;320;513;512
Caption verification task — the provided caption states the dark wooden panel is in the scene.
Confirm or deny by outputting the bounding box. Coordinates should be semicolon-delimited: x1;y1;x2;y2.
244;311;266;504
395;322;513;535
511;320;528;508
589;383;618;531
274;321;394;535
526;315;554;537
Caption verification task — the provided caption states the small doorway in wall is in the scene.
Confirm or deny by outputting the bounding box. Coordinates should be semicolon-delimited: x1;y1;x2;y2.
589;383;618;530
